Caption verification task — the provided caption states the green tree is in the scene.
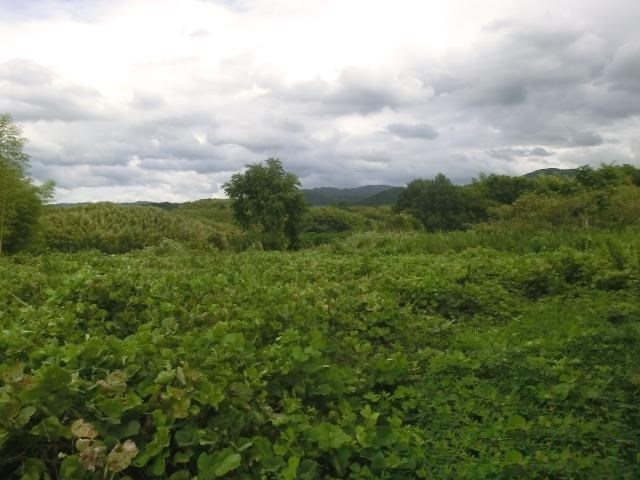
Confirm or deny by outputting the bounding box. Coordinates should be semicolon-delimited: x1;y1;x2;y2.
470;173;535;205
396;173;484;231
0;113;30;172
223;158;307;249
0;113;54;254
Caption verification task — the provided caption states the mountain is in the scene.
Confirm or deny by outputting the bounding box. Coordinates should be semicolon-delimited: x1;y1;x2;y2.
302;185;399;206
523;167;583;178
357;187;404;205
52;186;404;209
52;201;178;209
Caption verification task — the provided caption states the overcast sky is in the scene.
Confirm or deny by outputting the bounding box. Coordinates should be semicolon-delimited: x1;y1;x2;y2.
1;0;640;202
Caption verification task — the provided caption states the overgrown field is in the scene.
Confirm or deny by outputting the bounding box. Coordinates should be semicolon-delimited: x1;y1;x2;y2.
1;231;639;479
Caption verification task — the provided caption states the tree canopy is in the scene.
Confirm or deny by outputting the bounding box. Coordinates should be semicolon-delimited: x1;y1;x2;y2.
0;113;54;254
223;158;307;249
396;164;640;233
395;173;485;231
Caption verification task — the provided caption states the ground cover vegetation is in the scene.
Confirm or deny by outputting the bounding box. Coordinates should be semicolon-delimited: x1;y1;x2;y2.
1;230;639;478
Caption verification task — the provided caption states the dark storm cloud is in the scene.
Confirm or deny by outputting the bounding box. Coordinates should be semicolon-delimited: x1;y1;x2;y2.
387;123;438;139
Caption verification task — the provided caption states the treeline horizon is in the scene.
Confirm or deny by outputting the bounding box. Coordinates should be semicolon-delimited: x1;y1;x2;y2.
14;163;640;254
3;111;640;255
47;165;594;208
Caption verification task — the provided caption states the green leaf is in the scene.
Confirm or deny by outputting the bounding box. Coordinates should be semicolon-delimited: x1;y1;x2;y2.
151;454;166;476
19;458;48;480
197;452;217;480
30;416;70;439
174;449;193;464
168;472;191;480
16;406;36;428
108;419;140;439
374;425;395;446
281;456;300;480
39;365;71;390
230;382;253;402
155;370;175;385
133;427;170;467
311;423;351;450
175;424;199;447
552;383;572;400
505;449;525;464
214;453;242;476
261;456;284;472
508;414;527;429
59;455;84;480
198;450;242;479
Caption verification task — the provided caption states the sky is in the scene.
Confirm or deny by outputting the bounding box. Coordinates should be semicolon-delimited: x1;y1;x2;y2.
1;0;640;202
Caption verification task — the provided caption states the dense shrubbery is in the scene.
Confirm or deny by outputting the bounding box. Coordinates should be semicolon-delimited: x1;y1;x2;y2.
395;164;640;233
1;229;638;478
489;183;640;230
41;203;242;253
301;206;421;246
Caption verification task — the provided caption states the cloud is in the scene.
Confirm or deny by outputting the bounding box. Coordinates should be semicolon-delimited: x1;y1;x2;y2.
604;41;640;92
1;0;639;202
267;68;431;115
488;147;554;160
387;123;438;139
0;59;104;122
567;131;604;147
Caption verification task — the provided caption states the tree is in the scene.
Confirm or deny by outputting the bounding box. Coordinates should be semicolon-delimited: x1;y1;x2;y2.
223;158;307;249
395;173;484;231
0;113;54;255
470;173;535;205
0;113;30;172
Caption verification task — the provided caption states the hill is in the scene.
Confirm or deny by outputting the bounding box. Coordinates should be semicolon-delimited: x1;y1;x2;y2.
523;167;582;178
357;186;404;205
302;185;399;206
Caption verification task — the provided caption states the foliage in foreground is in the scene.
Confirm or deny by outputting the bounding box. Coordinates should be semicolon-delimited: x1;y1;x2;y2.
1;229;638;479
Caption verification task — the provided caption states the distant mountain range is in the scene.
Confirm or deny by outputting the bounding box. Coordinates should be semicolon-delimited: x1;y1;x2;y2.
302;185;402;206
302;167;583;205
53;188;405;208
53;201;179;209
